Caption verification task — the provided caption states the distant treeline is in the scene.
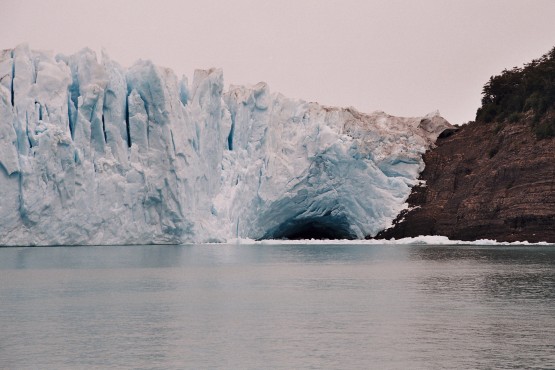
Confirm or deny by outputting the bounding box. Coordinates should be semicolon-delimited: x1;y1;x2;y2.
476;46;555;138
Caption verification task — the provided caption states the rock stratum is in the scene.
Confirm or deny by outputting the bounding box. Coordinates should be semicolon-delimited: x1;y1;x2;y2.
0;44;452;245
377;116;555;243
378;46;555;243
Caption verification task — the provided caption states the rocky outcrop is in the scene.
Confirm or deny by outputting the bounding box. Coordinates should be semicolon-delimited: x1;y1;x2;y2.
376;118;555;242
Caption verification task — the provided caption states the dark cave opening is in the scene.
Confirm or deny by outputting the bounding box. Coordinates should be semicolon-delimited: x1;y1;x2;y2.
264;215;356;240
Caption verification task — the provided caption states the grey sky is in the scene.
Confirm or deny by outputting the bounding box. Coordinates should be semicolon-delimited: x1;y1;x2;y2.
2;0;555;124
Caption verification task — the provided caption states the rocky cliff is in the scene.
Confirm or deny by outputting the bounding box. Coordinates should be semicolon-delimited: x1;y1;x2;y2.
377;46;555;243
376;116;555;242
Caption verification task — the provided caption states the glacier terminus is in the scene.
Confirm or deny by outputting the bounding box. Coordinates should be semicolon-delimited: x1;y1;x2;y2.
0;45;453;245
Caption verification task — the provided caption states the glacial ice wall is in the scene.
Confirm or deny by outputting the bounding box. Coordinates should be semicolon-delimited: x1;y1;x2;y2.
0;45;452;245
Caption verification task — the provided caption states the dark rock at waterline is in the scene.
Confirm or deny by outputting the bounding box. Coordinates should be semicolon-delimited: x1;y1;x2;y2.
374;118;555;243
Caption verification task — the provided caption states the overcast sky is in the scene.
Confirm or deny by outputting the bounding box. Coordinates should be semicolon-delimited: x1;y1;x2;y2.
2;0;555;124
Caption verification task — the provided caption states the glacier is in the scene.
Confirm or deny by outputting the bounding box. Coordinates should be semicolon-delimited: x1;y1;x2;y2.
0;45;452;245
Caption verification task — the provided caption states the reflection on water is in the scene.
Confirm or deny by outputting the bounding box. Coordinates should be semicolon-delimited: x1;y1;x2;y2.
1;244;555;369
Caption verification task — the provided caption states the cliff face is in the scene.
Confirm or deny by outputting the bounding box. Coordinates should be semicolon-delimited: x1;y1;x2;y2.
376;118;555;242
0;45;452;245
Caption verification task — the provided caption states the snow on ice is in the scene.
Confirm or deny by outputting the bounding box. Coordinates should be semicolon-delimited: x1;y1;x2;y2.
0;45;453;245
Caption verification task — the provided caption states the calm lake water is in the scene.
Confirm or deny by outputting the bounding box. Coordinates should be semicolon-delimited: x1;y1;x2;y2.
1;243;555;369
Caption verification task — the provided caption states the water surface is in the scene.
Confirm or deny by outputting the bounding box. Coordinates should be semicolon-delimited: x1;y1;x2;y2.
1;244;554;369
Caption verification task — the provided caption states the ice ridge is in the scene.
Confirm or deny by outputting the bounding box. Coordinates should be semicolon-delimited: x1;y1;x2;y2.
0;45;452;245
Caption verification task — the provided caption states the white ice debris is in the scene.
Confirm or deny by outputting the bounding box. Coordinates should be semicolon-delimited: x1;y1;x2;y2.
0;45;453;245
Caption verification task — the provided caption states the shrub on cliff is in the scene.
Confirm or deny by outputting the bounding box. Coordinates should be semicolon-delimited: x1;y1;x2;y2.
476;46;555;138
535;117;555;139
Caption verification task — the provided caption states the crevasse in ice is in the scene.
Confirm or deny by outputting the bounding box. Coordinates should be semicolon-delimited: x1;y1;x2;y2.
0;45;452;245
